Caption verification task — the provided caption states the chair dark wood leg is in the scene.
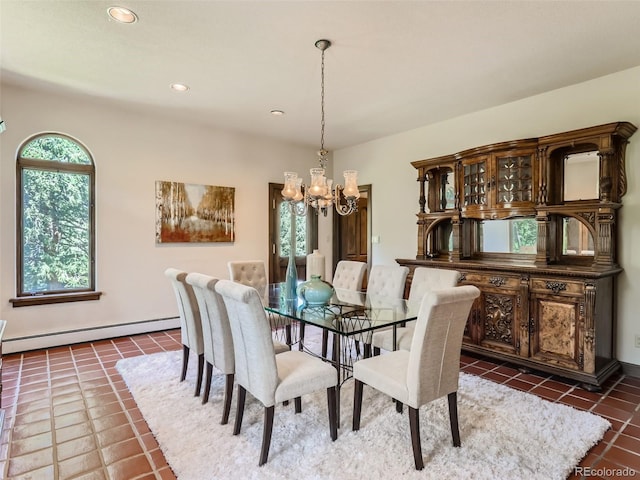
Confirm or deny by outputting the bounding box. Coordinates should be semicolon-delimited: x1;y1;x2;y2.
180;345;189;382
202;362;213;404
448;391;461;447
363;343;372;358
396;399;403;414
373;346;381;356
221;373;234;425
285;324;292;347
327;386;338;441
233;385;246;435
294;397;302;413
195;353;205;396
353;380;363;431
321;330;329;358
409;406;424;470
299;323;305;351
259;406;275;466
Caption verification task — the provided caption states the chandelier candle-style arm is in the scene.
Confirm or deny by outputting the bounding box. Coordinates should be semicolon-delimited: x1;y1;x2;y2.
282;168;360;217
280;38;360;217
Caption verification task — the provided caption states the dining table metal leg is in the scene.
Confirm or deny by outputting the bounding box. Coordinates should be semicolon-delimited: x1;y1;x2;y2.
332;331;341;426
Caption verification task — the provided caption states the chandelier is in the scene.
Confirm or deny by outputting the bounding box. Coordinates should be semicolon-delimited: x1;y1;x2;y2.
281;39;360;217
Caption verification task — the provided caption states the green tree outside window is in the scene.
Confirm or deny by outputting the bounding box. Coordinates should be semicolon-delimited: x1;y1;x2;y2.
17;134;95;295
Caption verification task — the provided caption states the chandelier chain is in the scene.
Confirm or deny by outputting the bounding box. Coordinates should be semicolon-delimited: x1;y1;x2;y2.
319;46;326;169
281;38;359;218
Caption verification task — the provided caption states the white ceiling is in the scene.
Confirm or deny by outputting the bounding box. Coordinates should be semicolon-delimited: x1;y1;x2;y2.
2;1;640;150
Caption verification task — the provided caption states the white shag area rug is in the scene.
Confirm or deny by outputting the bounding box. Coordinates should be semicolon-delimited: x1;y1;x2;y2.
116;350;610;480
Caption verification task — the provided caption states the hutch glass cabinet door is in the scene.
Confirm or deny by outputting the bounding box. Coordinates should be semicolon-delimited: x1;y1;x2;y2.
495;152;534;207
462;156;489;212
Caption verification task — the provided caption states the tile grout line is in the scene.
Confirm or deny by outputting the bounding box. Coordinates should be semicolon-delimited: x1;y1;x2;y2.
46;348;59;480
2;354;23;479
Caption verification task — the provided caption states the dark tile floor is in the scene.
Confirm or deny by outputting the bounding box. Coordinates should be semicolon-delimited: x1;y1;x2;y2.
1;328;639;479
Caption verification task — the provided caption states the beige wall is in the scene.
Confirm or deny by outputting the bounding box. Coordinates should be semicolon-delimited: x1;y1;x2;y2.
333;65;640;365
0;82;318;346
2;67;640;365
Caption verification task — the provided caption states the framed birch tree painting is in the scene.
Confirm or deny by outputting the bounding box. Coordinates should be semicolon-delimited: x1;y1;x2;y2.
155;181;235;243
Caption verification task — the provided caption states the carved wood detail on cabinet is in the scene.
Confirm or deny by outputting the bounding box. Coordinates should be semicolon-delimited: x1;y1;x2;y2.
399;122;636;389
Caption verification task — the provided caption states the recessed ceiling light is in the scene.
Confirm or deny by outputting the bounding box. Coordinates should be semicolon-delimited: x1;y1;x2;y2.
107;6;138;24
270;110;285;116
170;83;190;92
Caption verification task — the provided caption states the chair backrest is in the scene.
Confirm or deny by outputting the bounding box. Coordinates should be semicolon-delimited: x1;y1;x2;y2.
407;267;461;303
332;260;367;290
366;265;409;298
406;285;480;407
228;260;268;297
164;268;204;354
215;279;279;407
185;272;235;374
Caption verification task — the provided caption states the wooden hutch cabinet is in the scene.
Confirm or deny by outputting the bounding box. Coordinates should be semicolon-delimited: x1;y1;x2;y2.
398;122;636;390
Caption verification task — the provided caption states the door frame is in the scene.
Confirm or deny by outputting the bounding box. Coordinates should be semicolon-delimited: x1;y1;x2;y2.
268;183;318;283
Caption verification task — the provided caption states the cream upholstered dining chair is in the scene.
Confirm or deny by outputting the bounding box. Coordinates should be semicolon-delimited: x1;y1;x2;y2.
367;264;409;297
215;279;338;466
356;264;409;357
371;267;461;354
184;273;234;422
164;268;205;397
332;260;367;290
186;273;289;423
317;260;368;357
228;260;293;346
227;260;268;297
352;285;480;470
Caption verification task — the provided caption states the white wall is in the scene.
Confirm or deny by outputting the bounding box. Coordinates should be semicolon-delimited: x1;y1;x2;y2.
3;67;640;365
334;66;640;365
0;82;317;346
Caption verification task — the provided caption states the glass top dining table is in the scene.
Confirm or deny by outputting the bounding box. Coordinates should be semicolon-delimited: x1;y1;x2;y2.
264;283;421;337
264;282;421;423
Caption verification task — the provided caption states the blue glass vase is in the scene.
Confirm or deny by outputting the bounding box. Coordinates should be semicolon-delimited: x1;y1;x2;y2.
285;248;297;300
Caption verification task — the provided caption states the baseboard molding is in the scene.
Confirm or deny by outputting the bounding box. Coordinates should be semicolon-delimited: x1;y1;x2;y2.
3;317;180;354
620;361;640;379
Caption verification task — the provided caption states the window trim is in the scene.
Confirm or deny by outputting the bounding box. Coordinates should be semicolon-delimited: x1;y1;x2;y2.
12;133;100;307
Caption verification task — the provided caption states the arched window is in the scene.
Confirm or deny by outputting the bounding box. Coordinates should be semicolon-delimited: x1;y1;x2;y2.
12;133;100;306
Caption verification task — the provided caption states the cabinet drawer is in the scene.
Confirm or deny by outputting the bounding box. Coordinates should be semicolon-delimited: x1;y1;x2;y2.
460;271;520;290
530;278;584;296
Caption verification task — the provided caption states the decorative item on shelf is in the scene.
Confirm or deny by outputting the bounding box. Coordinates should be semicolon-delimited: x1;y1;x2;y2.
296;275;335;307
306;249;326;280
281;39;360;217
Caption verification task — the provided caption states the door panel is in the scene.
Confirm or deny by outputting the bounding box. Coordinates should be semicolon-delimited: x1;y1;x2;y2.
334;185;371;290
340;198;368;262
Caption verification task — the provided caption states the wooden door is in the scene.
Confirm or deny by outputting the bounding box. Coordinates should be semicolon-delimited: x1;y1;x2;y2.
333;185;371;289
